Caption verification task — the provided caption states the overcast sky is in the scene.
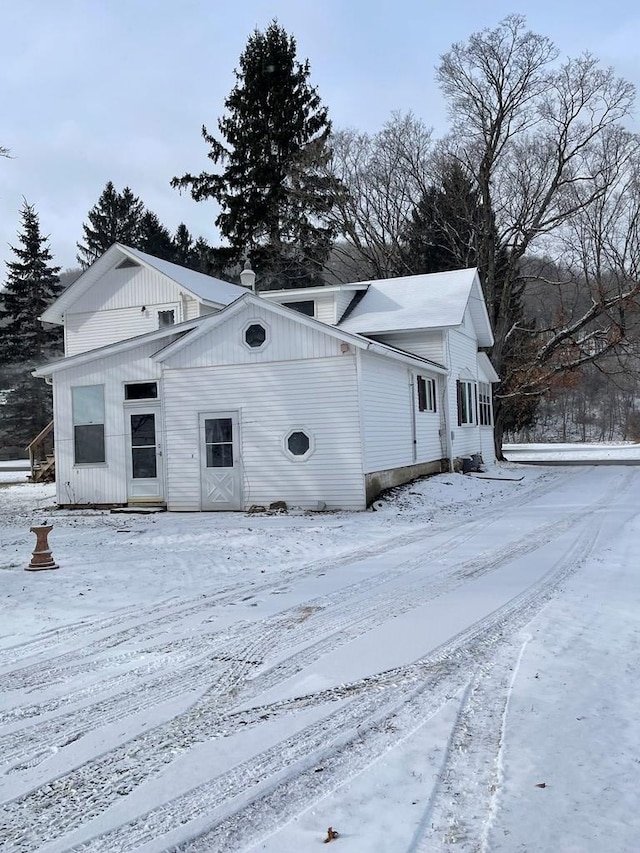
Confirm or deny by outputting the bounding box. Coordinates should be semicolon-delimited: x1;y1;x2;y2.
2;0;639;276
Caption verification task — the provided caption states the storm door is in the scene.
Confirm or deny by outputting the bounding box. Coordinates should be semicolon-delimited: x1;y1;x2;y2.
199;412;241;510
125;405;164;501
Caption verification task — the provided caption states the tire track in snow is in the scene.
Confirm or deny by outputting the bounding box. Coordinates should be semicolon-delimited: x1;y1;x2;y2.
71;506;605;853
0;465;567;675
0;491;597;775
0;480;614;852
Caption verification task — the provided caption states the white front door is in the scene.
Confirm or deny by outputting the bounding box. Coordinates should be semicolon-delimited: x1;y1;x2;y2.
199;412;242;511
125;405;164;502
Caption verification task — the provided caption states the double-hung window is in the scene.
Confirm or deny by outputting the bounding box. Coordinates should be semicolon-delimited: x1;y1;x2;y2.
417;375;436;412
478;382;493;426
457;379;477;426
72;385;106;463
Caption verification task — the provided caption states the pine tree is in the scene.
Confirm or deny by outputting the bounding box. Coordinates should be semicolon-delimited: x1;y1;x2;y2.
138;210;175;261
401;161;480;274
172;223;196;267
172;20;342;290
402;162;540;438
0;201;63;450
76;181;144;268
0;201;62;363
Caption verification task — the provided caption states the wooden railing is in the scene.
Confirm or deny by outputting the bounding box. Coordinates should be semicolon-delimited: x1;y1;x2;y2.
25;420;55;482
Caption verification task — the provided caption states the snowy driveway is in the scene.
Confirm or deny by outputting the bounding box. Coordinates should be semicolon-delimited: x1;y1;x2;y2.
1;465;639;851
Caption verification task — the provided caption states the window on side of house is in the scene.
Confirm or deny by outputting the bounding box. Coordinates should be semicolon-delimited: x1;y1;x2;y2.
72;385;106;464
158;309;175;328
457;379;477;426
124;382;158;400
479;382;492;426
281;300;315;317
417;375;436;412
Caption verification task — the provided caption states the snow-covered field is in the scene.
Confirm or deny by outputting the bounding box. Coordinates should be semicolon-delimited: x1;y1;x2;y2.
1;456;639;851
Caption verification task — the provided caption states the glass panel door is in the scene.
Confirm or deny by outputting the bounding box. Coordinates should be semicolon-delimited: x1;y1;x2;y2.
130;413;157;478
199;412;241;510
204;417;233;468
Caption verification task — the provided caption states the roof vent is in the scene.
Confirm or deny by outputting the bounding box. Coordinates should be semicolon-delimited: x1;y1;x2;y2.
240;259;256;291
116;258;140;269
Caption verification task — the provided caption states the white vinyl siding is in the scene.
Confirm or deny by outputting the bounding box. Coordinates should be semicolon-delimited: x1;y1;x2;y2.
71;265;184;313
358;353;443;474
313;294;338;324
359;352;413;473
368;330;445;364
63;265;210;355
414;372;445;464
162;357;364;511
163;302;343;368
446;322;495;460
52;341;163;505
65;304;180;356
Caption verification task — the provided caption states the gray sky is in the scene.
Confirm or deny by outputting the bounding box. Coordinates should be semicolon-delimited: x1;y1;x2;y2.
2;0;639;274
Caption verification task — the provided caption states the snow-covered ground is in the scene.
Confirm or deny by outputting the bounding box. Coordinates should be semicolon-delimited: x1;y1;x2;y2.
1;453;639;851
504;441;640;462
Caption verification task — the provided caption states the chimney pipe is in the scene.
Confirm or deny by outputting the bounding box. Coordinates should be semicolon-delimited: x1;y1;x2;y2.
240;259;256;291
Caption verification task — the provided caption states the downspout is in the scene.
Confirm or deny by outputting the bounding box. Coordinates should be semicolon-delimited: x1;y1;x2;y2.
443;330;454;472
441;376;454;473
409;370;417;464
354;348;368;508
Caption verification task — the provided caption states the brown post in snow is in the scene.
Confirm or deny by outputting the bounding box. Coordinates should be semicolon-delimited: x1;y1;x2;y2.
26;525;59;571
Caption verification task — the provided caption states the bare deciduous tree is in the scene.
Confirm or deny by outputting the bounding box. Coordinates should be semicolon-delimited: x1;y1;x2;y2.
326;112;433;280
437;14;640;455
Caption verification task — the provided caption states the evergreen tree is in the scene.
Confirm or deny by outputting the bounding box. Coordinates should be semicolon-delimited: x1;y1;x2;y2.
138;210;175;261
402;162;540;437
0;200;62;363
172;223;196;267
172;20;342;290
76;181;144;268
401;161;480;274
0;201;63;450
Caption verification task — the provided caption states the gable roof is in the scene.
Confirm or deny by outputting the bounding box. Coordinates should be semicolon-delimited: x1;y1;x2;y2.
32;317;204;377
35;292;447;378
478;351;500;383
337;268;494;346
40;243;247;325
154;292;447;373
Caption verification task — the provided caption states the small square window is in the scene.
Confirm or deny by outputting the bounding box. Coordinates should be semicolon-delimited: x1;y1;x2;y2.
158;310;175;328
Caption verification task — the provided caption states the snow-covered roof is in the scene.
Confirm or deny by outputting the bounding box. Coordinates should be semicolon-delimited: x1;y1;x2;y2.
338;268;493;346
40;244;247;325
121;246;247;306
478;352;500;383
35;292;447;377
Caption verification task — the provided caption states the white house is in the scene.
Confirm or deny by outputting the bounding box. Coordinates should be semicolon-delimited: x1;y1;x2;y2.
34;245;498;511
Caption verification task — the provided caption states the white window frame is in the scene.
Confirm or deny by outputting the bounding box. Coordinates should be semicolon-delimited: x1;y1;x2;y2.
282;427;315;461
417;375;437;413
72;384;106;465
242;319;270;351
478;381;493;426
458;379;478;426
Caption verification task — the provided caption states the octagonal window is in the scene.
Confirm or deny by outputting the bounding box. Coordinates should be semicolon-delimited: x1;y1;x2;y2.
284;428;315;461
244;323;267;348
288;431;310;456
